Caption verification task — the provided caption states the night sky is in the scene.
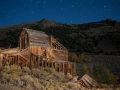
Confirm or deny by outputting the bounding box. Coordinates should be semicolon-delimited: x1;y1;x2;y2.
0;0;120;26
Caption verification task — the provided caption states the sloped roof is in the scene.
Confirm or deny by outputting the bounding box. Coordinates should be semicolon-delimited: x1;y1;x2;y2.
23;28;50;47
0;48;19;55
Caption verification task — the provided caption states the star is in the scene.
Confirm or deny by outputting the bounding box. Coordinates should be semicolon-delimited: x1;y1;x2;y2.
0;0;120;27
104;5;106;8
7;16;10;18
72;6;74;8
14;20;16;22
18;14;21;16
31;11;33;14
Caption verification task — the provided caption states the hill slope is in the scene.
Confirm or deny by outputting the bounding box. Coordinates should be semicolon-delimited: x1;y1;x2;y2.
0;18;120;78
0;18;120;54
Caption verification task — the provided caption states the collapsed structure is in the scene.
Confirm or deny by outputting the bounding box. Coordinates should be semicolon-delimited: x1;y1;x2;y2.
0;28;76;75
77;74;100;88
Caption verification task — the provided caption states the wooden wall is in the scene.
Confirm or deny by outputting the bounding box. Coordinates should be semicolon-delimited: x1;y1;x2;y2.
0;54;4;67
19;30;29;49
29;46;43;56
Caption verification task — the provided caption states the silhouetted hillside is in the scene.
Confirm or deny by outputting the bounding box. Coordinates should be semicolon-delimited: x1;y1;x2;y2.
0;18;120;55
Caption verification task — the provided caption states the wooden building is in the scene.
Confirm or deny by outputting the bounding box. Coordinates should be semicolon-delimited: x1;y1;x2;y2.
0;28;76;75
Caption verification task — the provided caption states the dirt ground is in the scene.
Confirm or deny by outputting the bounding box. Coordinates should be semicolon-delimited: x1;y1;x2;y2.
0;84;25;90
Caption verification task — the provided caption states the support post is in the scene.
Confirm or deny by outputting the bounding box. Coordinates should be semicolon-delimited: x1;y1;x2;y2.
62;63;64;74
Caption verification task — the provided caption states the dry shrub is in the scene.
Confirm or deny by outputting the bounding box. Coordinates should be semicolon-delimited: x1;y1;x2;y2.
1;73;11;83
47;85;54;90
10;64;21;71
26;83;33;90
21;75;34;82
40;70;49;79
31;68;41;77
9;77;21;85
53;72;64;82
33;82;44;90
2;65;11;74
22;66;31;73
45;67;55;74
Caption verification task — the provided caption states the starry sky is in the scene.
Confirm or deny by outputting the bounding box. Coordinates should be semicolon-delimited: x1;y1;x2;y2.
0;0;120;26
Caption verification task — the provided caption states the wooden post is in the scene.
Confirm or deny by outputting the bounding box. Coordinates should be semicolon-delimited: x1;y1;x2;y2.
51;62;53;68
16;55;18;65
33;55;36;68
31;55;33;68
50;35;52;47
19;37;21;49
74;63;76;74
36;46;38;55
48;61;49;67
64;63;67;75
17;55;19;65
58;63;60;72
30;55;32;68
10;58;11;65
12;57;14;65
11;58;12;65
32;55;34;68
33;55;35;68
68;62;71;74
37;56;40;68
34;47;36;54
10;57;12;65
13;57;14;65
70;63;72;75
14;56;16;65
62;63;64;74
45;61;47;68
42;61;43;67
55;63;57;71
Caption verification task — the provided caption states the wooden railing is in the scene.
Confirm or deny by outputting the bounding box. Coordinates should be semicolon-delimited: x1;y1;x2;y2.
2;55;18;66
52;41;67;50
29;53;76;75
2;53;76;75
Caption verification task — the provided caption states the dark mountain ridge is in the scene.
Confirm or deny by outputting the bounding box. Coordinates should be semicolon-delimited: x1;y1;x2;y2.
0;18;120;54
